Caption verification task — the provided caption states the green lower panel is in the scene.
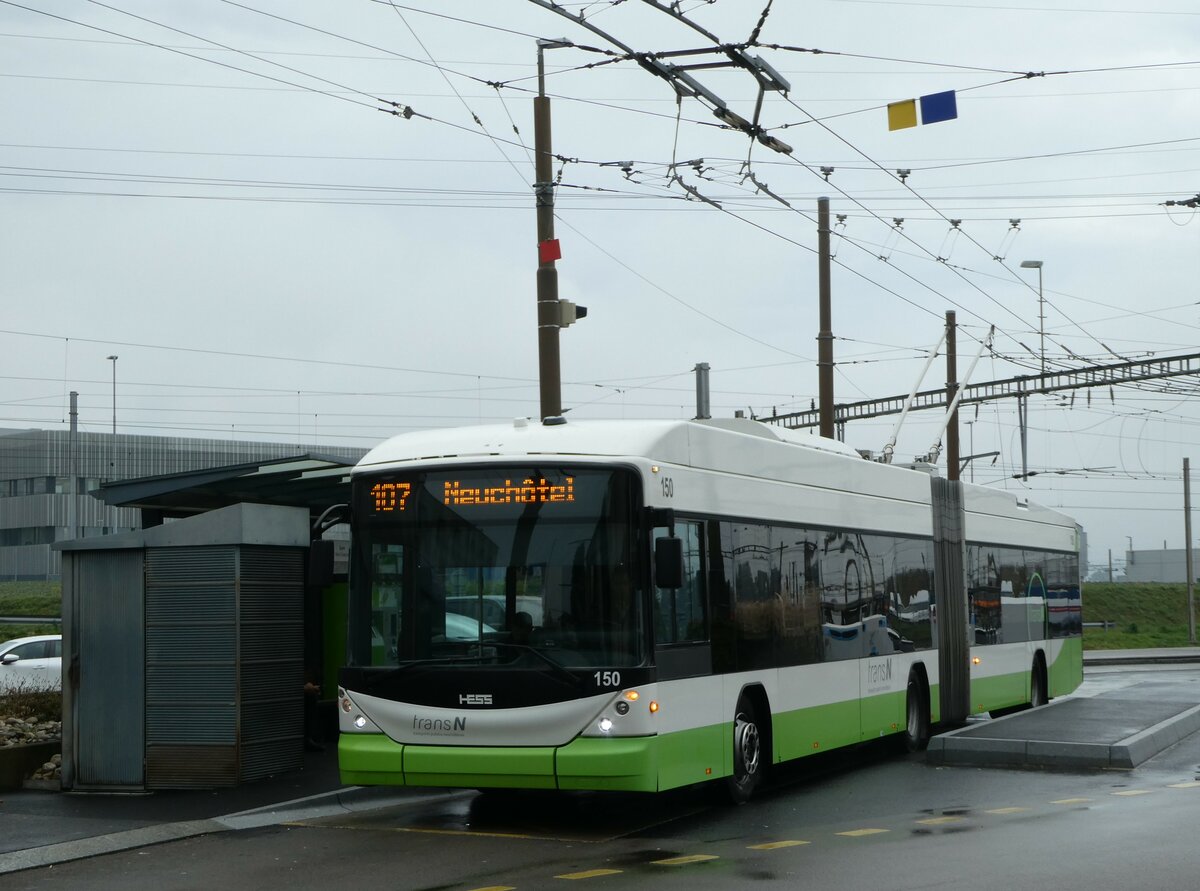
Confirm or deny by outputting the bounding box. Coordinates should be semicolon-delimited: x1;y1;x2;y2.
1048;638;1083;697
773;698;860;761
405;744;557;789
339;733;406;786
860;689;905;741
556;736;660;792
970;671;1026;714
646;722;726;791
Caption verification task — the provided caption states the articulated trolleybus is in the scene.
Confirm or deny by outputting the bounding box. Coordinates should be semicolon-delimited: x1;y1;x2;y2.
337;417;1082;802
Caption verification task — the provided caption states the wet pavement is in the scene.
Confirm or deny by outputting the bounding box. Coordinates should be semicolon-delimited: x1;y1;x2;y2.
2;647;1198;876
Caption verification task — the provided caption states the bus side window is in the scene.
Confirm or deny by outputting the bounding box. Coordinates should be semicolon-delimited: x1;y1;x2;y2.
654;521;706;644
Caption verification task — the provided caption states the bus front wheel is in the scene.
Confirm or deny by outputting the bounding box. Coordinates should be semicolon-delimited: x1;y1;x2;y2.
724;696;764;804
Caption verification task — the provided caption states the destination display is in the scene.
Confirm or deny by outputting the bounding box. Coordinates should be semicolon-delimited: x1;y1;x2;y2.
367;475;575;514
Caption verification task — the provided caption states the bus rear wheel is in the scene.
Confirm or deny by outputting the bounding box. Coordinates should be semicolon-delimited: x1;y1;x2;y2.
902;671;930;752
1030;659;1048;708
724;696;764;804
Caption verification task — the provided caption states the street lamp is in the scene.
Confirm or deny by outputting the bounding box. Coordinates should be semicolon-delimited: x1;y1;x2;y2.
106;355;117;479
1019;260;1045;375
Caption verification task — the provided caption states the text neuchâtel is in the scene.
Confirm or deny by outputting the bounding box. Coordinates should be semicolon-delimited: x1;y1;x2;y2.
443;477;575;506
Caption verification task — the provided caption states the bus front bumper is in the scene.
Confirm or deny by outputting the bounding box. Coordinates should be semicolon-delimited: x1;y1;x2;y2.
338;733;659;793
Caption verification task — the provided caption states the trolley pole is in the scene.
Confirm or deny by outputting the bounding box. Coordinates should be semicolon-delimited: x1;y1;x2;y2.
1185;457;1196;645
534;41;562;421
817;197;834;439
945;312;961;481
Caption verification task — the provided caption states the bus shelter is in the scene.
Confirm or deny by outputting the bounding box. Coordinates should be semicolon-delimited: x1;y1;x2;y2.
56;454;358;791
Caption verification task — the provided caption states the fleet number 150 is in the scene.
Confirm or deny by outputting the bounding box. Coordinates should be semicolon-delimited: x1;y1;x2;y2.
594;671;621;688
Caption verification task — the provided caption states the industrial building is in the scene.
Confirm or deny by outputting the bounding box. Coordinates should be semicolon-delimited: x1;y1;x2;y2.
1123;548;1200;584
0;427;366;580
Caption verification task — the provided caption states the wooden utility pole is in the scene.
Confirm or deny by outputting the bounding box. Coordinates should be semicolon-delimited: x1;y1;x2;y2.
817;197;834;439
534;42;562;420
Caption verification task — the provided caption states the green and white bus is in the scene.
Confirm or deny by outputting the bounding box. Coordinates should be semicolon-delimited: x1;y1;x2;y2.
337;417;1082;801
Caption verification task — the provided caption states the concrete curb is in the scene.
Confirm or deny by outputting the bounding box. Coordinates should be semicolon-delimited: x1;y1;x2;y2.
1085;655;1200;666
1116;702;1200;768
0;819;225;875
1083;648;1200;667
0;786;469;876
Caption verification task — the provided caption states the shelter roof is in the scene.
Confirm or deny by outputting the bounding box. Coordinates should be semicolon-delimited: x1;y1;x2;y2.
95;453;357;518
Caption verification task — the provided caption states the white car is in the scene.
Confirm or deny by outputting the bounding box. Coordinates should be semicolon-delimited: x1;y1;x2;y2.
442;613;497;641
446;595;543;628
0;634;62;692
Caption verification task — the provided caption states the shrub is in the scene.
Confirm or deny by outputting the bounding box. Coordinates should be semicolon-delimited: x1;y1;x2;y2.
0;682;62;722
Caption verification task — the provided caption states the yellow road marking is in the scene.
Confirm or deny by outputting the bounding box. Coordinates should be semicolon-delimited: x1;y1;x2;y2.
284;822;589;843
469;886;517;891
1051;798;1092;805
1169;781;1200;788
653;854;719;866
1111;790;1154;797
555;869;623;880
748;840;811;850
985;807;1030;815
916;816;963;825
837;828;889;837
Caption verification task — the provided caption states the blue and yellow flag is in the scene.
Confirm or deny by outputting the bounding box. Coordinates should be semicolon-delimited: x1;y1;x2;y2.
888;90;958;131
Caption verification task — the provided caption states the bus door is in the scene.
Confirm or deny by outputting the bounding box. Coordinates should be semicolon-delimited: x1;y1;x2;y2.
653;521;720;789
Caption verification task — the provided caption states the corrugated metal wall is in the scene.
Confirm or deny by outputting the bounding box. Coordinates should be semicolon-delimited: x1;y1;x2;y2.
145;546;239;788
143;544;304;788
238;546;304;782
73;550;145;789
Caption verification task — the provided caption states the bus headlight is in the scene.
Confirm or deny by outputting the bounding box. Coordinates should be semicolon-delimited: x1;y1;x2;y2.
598;717;614;734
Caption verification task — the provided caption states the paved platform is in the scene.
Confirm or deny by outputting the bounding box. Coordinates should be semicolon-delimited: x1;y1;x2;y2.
927;696;1200;770
927;648;1200;770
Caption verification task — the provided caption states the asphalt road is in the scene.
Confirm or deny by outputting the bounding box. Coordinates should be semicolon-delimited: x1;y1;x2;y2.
7;664;1200;891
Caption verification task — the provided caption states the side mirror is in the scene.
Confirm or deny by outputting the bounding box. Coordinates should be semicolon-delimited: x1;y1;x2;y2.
1;653;19;665
313;503;351;536
654;536;684;589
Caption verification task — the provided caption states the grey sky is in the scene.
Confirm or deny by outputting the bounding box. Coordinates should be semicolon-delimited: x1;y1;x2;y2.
2;0;1199;570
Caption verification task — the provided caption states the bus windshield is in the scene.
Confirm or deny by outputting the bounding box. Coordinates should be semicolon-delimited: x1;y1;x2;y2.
349;466;643;670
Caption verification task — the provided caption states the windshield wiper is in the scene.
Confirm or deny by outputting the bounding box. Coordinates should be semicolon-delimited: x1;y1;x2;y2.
484;642;580;686
369;653;491;683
